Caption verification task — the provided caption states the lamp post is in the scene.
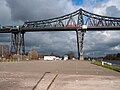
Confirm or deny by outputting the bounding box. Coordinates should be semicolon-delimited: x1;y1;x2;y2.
2;45;4;58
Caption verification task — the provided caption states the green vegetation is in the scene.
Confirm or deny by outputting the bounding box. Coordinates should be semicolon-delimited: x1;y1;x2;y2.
91;61;120;72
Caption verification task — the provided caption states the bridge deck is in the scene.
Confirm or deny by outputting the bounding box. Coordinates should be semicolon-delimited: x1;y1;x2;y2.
0;26;120;33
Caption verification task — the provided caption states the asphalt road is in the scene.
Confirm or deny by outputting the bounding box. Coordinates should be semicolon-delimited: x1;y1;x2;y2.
0;60;120;90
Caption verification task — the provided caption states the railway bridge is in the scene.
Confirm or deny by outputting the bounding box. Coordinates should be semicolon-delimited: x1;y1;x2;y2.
0;8;120;60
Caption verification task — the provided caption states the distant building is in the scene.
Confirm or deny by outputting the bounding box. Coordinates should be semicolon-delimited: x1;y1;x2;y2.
44;56;62;61
64;55;68;61
44;56;56;61
55;57;62;60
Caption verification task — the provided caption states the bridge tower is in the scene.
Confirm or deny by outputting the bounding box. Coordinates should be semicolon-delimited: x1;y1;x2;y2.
76;9;85;60
11;31;25;55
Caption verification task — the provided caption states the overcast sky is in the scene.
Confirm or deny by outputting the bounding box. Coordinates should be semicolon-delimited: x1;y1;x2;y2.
0;0;120;57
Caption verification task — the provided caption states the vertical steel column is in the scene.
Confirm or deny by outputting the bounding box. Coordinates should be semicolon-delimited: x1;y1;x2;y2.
11;33;14;53
10;32;25;55
76;30;80;60
21;32;25;55
17;32;21;54
76;29;85;60
11;32;19;54
76;9;85;60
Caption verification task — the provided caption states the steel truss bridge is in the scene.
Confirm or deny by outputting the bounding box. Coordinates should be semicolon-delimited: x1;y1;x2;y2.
0;8;120;60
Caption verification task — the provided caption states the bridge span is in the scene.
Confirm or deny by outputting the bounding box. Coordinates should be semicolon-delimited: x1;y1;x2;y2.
1;26;120;33
0;8;120;60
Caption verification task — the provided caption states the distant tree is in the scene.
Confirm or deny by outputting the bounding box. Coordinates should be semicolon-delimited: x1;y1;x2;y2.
0;45;10;59
67;51;75;59
28;50;39;60
104;53;120;60
48;52;56;56
50;52;54;56
38;52;44;58
117;53;120;58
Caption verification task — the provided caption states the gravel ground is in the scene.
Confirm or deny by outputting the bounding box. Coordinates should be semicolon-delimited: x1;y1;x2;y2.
0;60;120;90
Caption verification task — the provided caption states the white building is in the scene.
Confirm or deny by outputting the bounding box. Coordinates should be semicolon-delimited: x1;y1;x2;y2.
55;57;62;60
64;55;68;61
44;56;63;61
44;56;56;61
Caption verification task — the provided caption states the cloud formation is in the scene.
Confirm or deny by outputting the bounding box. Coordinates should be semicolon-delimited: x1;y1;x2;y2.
84;0;120;56
106;6;120;17
5;0;77;22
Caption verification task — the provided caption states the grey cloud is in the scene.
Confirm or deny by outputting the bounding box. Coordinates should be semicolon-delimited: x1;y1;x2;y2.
0;0;12;25
5;0;72;22
25;31;77;55
84;31;120;57
106;6;120;17
82;4;120;57
0;34;10;42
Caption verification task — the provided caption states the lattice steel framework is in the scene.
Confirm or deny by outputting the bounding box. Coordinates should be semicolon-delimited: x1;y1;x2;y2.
23;8;120;28
22;8;120;60
11;32;25;55
9;8;119;59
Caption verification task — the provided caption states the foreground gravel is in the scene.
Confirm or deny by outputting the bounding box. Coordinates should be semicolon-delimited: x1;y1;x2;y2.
0;61;120;90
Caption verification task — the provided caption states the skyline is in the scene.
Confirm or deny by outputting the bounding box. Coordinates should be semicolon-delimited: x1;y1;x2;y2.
0;0;120;57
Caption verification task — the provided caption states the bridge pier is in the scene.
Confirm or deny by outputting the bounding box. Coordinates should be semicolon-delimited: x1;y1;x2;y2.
76;29;85;60
10;32;25;55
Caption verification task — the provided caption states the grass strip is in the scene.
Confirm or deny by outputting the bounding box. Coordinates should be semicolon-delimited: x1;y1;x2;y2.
91;61;120;72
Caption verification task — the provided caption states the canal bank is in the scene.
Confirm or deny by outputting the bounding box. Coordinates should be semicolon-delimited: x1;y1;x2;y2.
92;60;120;72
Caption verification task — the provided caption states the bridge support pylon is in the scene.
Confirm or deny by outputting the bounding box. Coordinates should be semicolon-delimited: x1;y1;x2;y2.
10;32;25;55
76;29;85;60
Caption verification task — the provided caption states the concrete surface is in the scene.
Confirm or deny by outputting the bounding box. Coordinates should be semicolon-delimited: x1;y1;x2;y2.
0;60;120;90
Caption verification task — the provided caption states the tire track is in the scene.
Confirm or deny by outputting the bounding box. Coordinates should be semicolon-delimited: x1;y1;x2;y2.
32;72;50;90
47;74;58;90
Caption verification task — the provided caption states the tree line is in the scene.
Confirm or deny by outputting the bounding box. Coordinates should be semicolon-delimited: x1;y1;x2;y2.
104;53;120;60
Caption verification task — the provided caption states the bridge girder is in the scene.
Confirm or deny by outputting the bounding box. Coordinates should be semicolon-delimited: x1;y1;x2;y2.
23;8;120;28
